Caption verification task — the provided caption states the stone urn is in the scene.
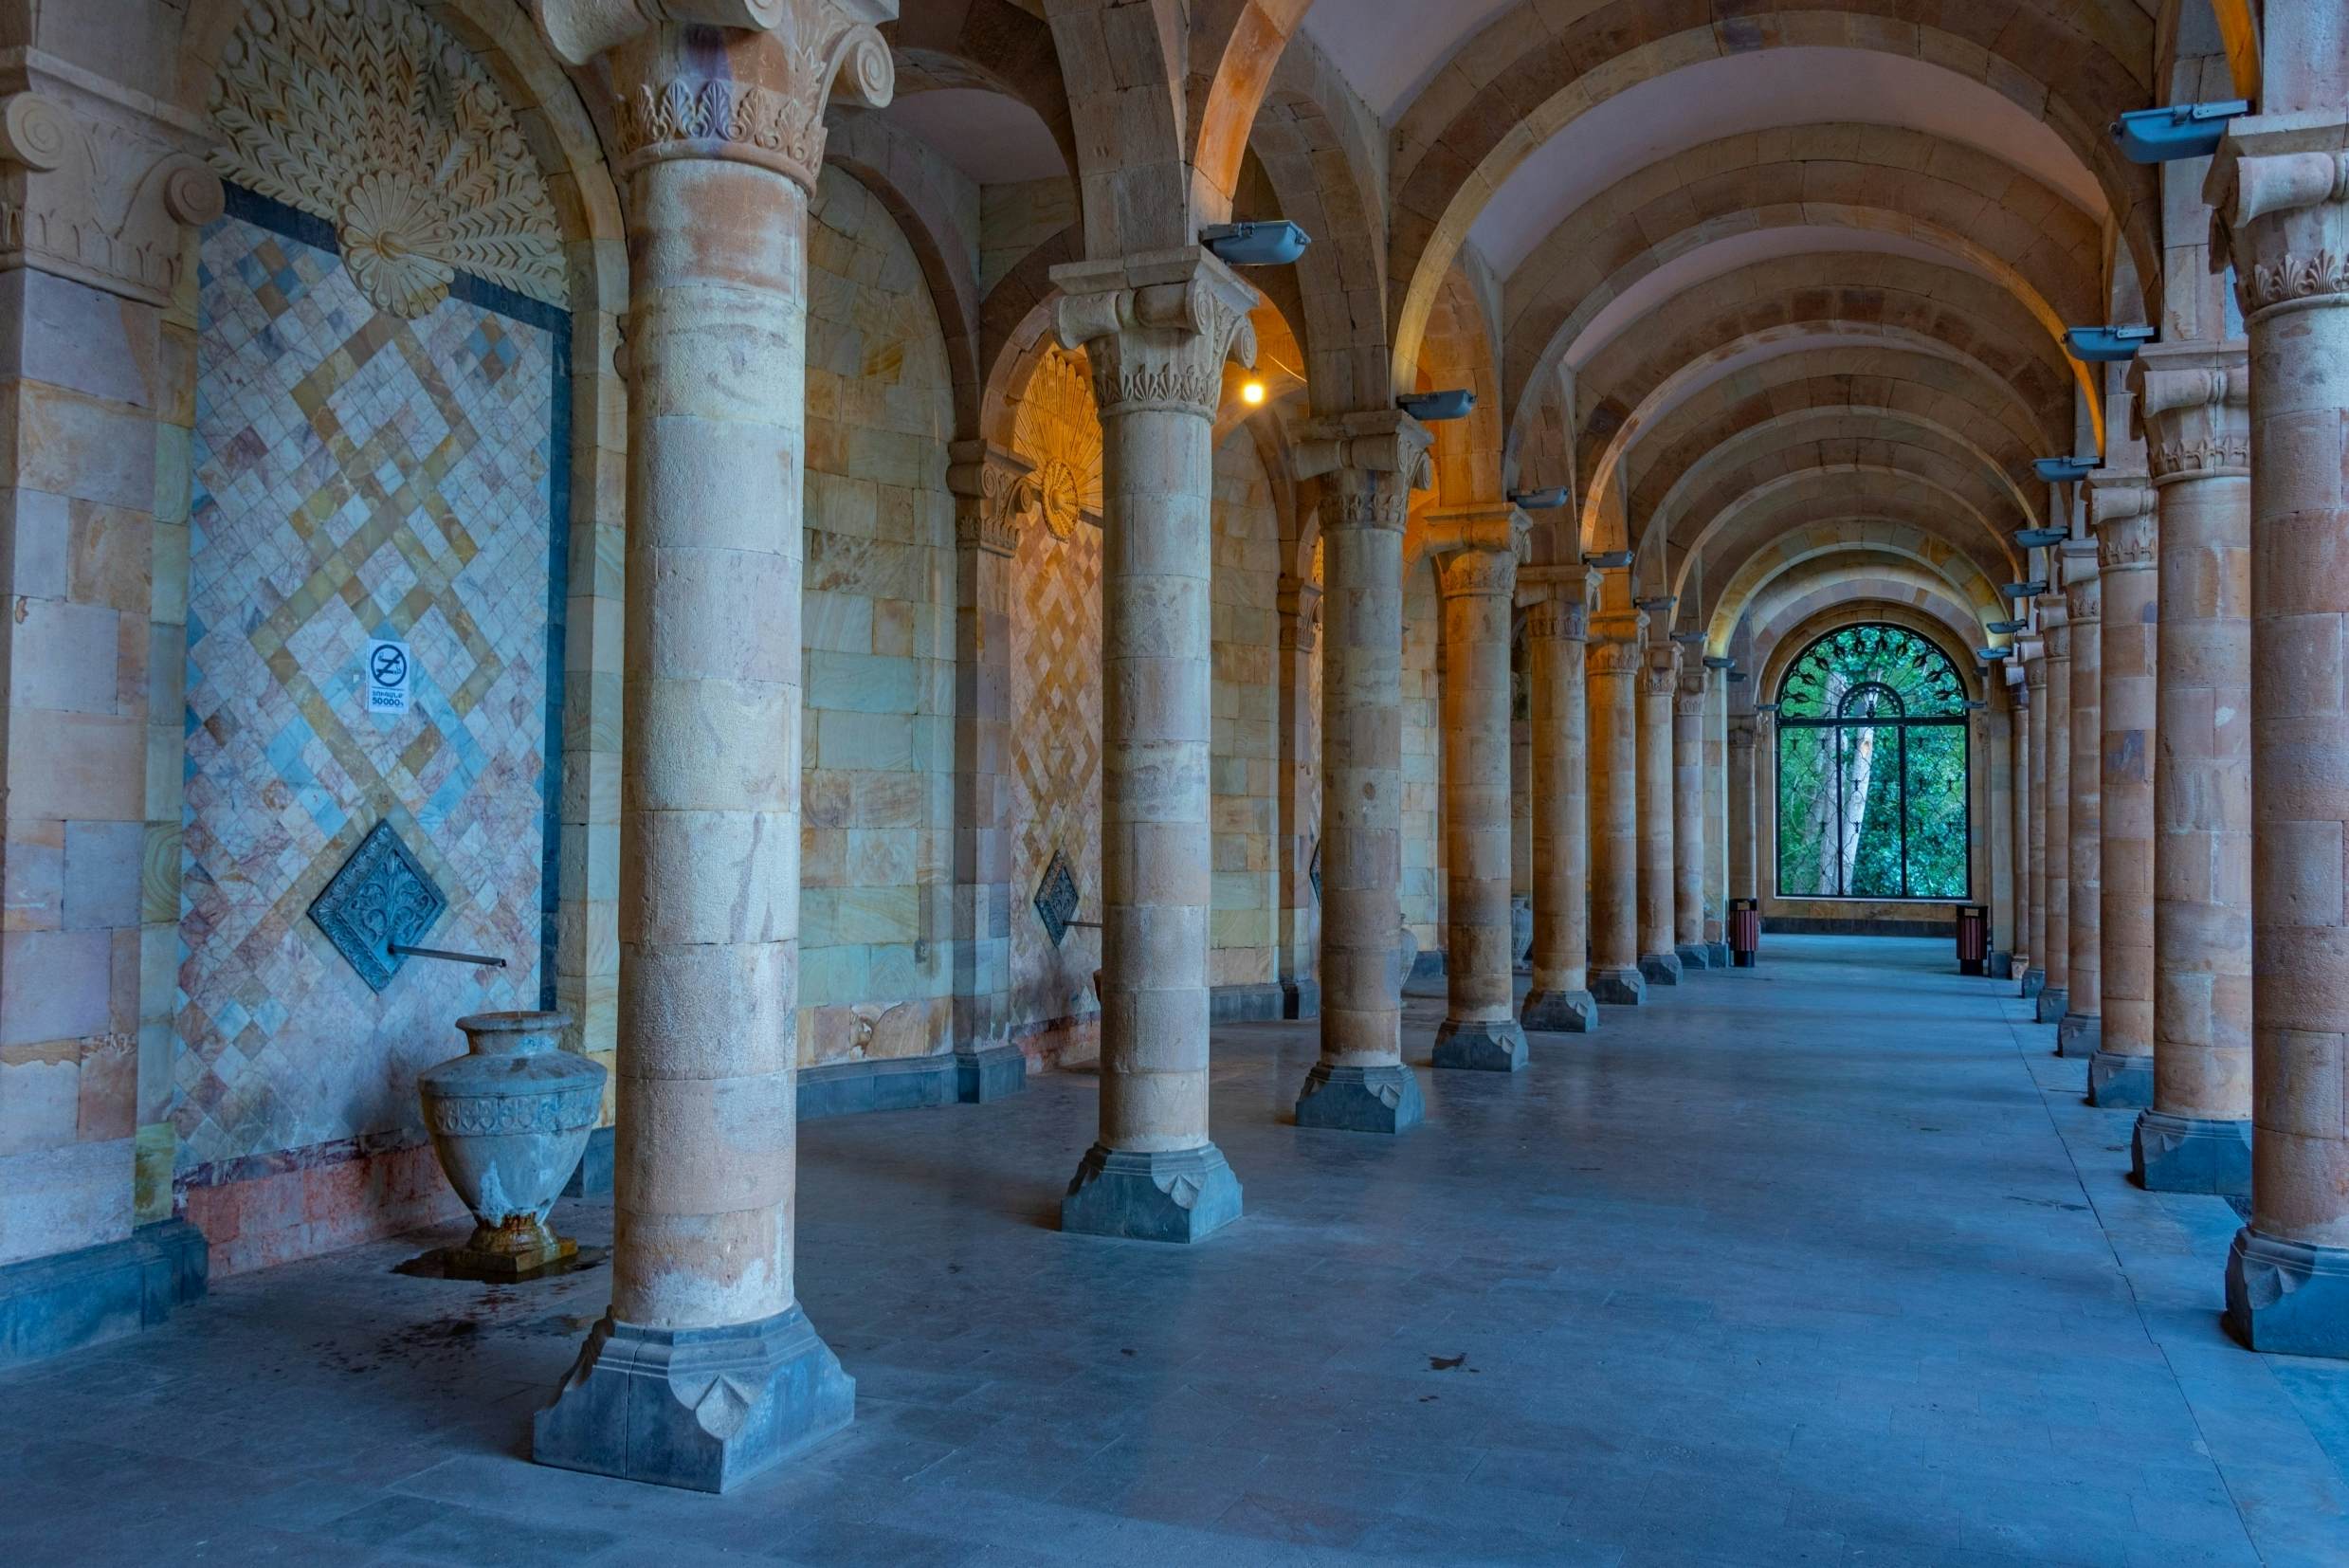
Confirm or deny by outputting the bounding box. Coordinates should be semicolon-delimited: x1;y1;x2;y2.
1510;895;1534;965
1394;925;1420;1000
417;1011;603;1279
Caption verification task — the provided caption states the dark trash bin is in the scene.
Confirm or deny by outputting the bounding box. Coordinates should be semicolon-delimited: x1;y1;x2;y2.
1956;903;1989;975
1730;899;1760;968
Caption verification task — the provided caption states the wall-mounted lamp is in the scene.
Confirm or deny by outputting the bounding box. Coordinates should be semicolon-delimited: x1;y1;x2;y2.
1976;647;2013;664
1754;702;1780;715
1987;618;2030;635
1703;655;1734;670
1396;389;1474;422
1669;630;1705;647
2013;525;2070;550
1582;550;1634;570
1633;595;1676;614
2033;457;2098;484
1200;221;1311;267
2066;325;2158;363
1507;487;1568;510
2000;580;2049;601
2111;100;2249;164
1726;669;1749;684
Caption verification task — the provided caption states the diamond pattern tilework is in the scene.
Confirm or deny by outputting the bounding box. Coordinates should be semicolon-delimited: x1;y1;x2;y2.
176;210;555;1170
1008;516;1102;1029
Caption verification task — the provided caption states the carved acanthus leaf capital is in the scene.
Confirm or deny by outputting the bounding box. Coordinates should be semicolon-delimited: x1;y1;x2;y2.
1586;638;1647;677
0;56;220;308
1674;669;1709;715
2086;469;2157;573
536;0;895;189
1050;247;1258;419
1728;725;1756;750
1296;410;1433;531
1640;642;1684;696
2129;339;2251;483
2066;577;2101;625
2206;113;2349;319
948;440;1033;556
1426;504;1528;599
1523;595;1588;644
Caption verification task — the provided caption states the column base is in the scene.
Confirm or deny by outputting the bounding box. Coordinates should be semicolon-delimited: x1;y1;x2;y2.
2085;1050;2152;1108
1706;941;1731;970
2056;1012;2101;1058
1986;949;2010;979
2132;1111;2251;1194
955;1044;1028;1103
1061;1143;1243;1244
1293;1063;1425;1134
1591;967;1647;1006
1675;942;1710;971
2225;1229;2349;1358
1639;951;1683;986
1431;1017;1530;1071
1521;988;1598;1033
0;1219;208;1372
1279;977;1320;1020
2034;985;2067;1026
532;1306;854;1493
2022;968;2046;999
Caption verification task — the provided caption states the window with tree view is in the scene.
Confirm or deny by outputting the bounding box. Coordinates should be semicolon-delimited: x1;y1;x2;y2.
1775;624;1969;900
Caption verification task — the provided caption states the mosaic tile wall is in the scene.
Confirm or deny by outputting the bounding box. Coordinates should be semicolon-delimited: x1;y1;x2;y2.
1210;429;1281;992
177;197;564;1259
798;166;958;1067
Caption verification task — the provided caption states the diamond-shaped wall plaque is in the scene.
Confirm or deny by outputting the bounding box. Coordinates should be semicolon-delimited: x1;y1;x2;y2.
1033;848;1080;947
1308;838;1322;903
310;821;447;992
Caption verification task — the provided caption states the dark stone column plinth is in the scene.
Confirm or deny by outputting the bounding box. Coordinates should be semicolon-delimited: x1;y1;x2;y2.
2086;1050;2152;1108
1591;967;1647;1006
1706;941;1731;970
2023;968;2046;999
1431;1017;1529;1072
1987;949;2010;979
1521;988;1598;1033
1061;1143;1243;1244
1639;951;1683;986
2056;1012;2102;1058
1675;943;1710;971
1278;977;1320;1019
955;1044;1028;1103
2225;1229;2349;1358
1294;1064;1425;1133
2034;985;2067;1025
2131;1111;2250;1194
533;1308;854;1493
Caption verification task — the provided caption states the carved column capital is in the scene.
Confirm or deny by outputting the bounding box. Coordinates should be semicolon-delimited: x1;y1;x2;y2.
2130;339;2251;483
1641;642;1684;697
1587;609;1648;668
1523;595;1588;644
2089;467;2158;573
1426;503;1527;600
0;54;222;307
1049;247;1258;419
535;0;896;189
1276;575;1321;651
1673;669;1708;716
2059;538;2100;624
2206;112;2349;320
947;439;1033;557
1296;410;1432;535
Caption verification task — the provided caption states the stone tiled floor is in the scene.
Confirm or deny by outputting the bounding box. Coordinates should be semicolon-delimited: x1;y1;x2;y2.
7;937;2348;1566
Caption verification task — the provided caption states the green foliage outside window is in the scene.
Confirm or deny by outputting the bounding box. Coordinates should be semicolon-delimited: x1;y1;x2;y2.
1775;624;1970;900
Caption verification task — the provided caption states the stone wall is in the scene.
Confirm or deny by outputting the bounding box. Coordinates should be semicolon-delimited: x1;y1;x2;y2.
1401;551;1446;953
1210;428;1281;1003
797;166;959;1069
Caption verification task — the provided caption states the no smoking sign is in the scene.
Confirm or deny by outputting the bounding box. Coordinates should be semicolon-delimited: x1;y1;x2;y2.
366;638;412;716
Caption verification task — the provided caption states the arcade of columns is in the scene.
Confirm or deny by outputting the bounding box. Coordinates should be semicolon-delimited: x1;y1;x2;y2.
11;0;2349;1499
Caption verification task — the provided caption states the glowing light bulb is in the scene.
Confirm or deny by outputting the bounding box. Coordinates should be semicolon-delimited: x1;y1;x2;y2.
1240;378;1266;407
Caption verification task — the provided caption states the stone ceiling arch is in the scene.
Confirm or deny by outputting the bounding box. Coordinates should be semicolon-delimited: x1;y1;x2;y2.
1381;12;2160;395
1622;352;2053;519
1709;539;2006;658
1498;123;2103;439
886;0;1082;182
1044;0;1190;253
1638;409;2039;578
1419;257;1503;507
1189;0;1316;223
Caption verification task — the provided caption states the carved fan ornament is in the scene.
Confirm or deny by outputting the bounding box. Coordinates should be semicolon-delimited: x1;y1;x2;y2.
208;0;566;318
1014;347;1103;539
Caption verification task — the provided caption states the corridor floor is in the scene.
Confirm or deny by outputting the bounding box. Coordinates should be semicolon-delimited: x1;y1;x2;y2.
6;937;2347;1566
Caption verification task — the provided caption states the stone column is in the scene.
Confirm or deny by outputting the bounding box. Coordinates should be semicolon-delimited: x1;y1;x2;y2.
2038;597;2073;1026
1290;412;1430;1129
527;0;895;1492
1638;639;1684;986
1672;666;1710;970
2088;475;2158;1105
1428;506;1530;1070
1703;662;1732;967
2130;341;2253;1193
2010;683;2031;983
1520;573;1597;1032
1727;722;1757;902
2211;112;2349;1351
1275;573;1321;1020
1049;248;1258;1239
947;443;1030;1103
1587;610;1649;1004
2059;541;2102;1057
2024;650;2049;997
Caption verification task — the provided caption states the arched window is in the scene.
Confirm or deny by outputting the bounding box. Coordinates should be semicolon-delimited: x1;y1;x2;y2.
1774;623;1969;900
